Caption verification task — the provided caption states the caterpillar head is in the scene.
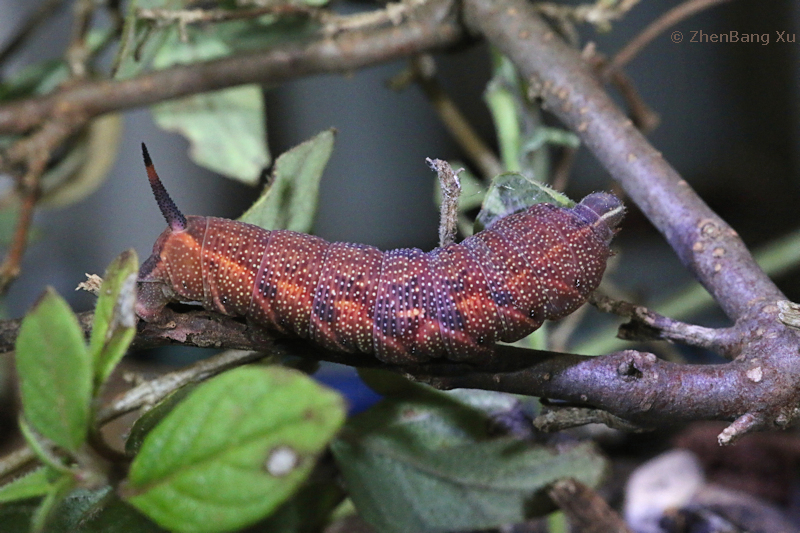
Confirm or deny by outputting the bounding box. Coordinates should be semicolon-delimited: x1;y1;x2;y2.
136;144;207;322
573;192;625;243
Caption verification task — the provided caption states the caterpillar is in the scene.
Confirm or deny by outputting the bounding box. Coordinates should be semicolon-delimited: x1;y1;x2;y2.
136;144;624;364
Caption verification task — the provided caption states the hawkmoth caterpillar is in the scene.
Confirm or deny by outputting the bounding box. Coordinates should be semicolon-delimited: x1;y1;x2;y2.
136;144;624;364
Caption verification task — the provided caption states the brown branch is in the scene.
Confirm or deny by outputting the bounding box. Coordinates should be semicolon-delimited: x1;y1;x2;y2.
460;0;800;442
0;0;463;135
396;55;504;180
427;158;463;247
605;0;733;75
0;116;87;292
66;0;95;78
589;292;741;358
0;294;793;446
534;406;651;433
549;479;633;533
465;0;781;321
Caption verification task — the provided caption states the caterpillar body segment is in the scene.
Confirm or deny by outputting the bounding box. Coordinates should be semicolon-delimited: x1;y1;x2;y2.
136;145;623;363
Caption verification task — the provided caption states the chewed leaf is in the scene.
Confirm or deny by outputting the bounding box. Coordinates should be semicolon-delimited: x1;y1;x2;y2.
15;289;92;454
239;129;335;232
124;366;345;533
476;172;573;231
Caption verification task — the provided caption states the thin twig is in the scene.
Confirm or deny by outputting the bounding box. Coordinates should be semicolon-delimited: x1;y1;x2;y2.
534;405;651;433
427;158;462;247
137;4;314;24
582;43;660;134
590;292;741;358
605;0;733;75
549;146;577;199
396;55;503;180
0;0;463;134
535;0;641;31
0;116;86;293
138;5;315;42
0;446;36;484
549;478;634;533
66;0;95;78
319;0;422;35
95;350;268;425
0;189;38;293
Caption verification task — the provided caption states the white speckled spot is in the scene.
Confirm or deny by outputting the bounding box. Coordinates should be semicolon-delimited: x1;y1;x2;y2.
746;366;763;383
265;445;299;477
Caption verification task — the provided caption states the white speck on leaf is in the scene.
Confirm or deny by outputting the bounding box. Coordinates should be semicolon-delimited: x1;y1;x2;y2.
266;446;299;477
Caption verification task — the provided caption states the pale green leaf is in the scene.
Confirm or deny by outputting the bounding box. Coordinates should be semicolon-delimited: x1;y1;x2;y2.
0;467;55;504
89;250;139;391
15;289;92;453
476;172;574;232
239;129;335;232
151;28;269;184
125;366;345;533
112;0;184;80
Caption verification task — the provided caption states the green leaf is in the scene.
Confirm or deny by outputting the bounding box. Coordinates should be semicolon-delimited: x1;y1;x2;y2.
30;474;75;533
0;29;109;101
151;28;269;184
217;14;320;53
16;289;92;453
475;172;574;232
125;384;196;457
332;390;607;533
112;0;184;80
0;59;68;102
239;129;335;232
89;250;139;391
256;473;344;533
0;467;56;503
124;366;346;533
484;52;522;173
484;50;577;181
0;486;166;533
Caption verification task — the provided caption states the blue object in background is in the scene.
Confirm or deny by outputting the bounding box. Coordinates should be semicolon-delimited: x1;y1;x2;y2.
313;362;384;416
